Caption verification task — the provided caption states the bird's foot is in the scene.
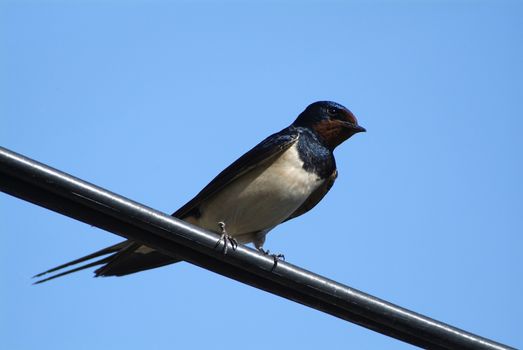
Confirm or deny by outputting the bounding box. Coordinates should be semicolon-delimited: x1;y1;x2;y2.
215;221;238;255
258;248;285;270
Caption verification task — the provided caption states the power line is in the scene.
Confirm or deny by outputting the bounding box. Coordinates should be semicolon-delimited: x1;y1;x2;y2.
0;146;515;350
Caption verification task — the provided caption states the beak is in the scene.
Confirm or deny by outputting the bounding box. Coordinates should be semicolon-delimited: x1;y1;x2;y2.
342;121;366;133
352;125;366;133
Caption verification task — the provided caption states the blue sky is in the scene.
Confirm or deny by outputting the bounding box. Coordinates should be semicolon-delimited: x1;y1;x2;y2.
1;1;522;349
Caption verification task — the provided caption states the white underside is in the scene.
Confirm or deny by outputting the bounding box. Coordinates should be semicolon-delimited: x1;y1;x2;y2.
191;142;323;241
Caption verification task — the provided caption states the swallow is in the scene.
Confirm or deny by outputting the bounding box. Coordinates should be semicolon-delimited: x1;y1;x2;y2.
34;101;365;284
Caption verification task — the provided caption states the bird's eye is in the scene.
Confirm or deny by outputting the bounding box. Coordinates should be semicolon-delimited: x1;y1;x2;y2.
327;107;338;116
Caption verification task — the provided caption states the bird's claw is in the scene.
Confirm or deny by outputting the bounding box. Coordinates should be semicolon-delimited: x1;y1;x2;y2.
215;221;238;255
258;248;285;270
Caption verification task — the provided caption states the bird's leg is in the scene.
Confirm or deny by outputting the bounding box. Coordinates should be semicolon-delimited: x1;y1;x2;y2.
257;247;285;270
215;221;238;255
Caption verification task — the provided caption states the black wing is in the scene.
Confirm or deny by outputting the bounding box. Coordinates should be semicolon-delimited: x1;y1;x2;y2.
284;169;338;222
173;127;299;218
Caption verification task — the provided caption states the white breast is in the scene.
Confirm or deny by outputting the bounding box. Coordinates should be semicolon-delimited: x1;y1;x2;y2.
195;142;323;237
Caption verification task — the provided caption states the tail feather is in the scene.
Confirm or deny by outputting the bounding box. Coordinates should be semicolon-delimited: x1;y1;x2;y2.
33;241;130;279
94;243;180;277
33;240;180;283
33;256;114;284
34;213;193;283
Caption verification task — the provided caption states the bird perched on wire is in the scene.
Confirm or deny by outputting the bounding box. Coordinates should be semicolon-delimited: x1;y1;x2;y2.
34;101;365;283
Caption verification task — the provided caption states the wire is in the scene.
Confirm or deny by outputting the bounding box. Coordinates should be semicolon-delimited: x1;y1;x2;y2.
0;146;515;350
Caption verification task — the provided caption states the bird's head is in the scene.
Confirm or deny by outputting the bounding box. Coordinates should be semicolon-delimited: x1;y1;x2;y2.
293;101;366;150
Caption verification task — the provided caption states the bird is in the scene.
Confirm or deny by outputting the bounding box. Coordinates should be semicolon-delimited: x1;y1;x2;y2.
33;101;365;284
